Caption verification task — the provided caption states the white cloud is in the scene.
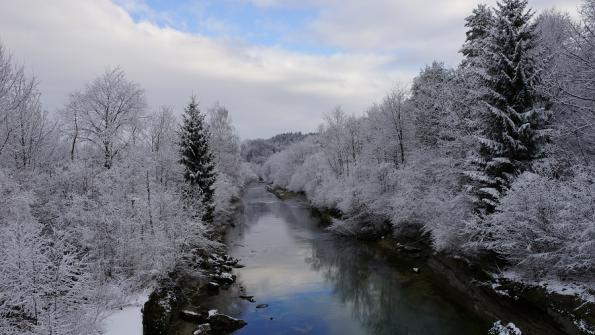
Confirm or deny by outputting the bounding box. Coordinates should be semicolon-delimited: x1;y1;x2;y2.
307;0;579;65
0;0;582;138
0;0;407;138
249;0;581;65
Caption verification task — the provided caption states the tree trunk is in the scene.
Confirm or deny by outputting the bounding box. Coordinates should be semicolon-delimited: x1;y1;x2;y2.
146;171;155;236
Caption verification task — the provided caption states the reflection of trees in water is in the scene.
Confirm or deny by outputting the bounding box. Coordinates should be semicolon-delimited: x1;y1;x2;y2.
308;232;477;335
271;201;316;231
310;239;412;335
256;193;423;333
232;186;478;334
228;190;278;242
246;192;426;334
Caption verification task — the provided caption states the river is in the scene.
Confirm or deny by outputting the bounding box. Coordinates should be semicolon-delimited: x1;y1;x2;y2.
170;183;572;335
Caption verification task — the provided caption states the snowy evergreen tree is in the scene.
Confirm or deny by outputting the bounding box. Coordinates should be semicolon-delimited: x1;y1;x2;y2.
179;96;216;222
460;4;494;68
466;0;550;213
457;5;495;139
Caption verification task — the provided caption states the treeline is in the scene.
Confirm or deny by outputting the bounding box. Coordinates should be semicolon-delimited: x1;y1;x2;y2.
0;50;249;332
260;0;594;289
241;132;310;165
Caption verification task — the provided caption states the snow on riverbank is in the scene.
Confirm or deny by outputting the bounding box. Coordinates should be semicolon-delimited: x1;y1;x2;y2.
102;291;150;335
497;271;595;303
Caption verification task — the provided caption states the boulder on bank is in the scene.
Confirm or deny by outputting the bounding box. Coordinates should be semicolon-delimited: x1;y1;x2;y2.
208;313;247;333
215;272;236;285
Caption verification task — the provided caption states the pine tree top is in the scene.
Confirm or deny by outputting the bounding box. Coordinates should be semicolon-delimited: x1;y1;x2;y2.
495;0;534;29
461;4;495;65
464;4;494;42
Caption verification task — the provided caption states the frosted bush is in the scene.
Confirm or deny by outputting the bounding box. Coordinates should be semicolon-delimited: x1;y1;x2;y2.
468;170;595;280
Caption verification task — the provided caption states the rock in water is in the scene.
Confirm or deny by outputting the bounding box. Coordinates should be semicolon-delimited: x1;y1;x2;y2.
180;310;207;323
239;295;256;303
208;313;247;333
255;304;269;309
193;323;211;335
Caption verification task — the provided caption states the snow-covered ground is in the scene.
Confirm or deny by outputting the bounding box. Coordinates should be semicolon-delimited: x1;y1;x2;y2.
497;271;595;303
102;291;150;335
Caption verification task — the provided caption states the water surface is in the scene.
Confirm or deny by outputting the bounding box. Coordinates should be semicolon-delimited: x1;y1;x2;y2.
216;184;485;335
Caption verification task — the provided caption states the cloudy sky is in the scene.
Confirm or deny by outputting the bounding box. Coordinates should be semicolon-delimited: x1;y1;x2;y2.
0;0;581;139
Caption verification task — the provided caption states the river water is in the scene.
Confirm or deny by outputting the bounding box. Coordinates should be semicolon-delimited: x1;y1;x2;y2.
166;183;577;335
206;183;491;335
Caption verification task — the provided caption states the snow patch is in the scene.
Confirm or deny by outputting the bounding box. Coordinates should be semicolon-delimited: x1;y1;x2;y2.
575;319;595;335
102;291;151;335
497;271;595;303
489;321;522;335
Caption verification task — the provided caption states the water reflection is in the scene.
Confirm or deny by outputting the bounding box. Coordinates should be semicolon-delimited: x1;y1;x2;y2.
223;184;484;334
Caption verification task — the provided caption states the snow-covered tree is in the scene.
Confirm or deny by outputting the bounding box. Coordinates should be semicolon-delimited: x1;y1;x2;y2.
0;170;96;335
0;43;54;171
460;4;494;68
63;67;146;168
467;170;594;281
458;4;496;137
410;62;457;148
207;103;250;219
538;2;595;166
148;106;179;185
319;107;363;177
466;0;550;213
364;85;409;168
179;96;216;222
207;103;241;181
0;171;47;334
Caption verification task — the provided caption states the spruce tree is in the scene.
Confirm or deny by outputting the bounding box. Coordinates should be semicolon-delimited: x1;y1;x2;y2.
179;96;216;222
457;5;495;137
465;0;549;213
460;4;494;67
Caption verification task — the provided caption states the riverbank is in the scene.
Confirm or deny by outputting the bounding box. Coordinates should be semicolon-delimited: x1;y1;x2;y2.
142;195;251;335
266;185;595;335
142;183;593;335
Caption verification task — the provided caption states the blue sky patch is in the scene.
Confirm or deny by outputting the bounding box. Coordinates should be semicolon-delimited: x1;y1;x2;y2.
122;0;340;55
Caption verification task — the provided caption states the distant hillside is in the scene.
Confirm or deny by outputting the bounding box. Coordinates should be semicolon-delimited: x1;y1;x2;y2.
241;132;311;164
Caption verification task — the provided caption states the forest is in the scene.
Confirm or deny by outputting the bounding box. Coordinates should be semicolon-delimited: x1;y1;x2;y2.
0;0;594;334
257;0;594;300
0;58;252;333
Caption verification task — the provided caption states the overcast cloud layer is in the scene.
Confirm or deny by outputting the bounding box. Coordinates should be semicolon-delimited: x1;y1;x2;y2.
0;0;581;139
